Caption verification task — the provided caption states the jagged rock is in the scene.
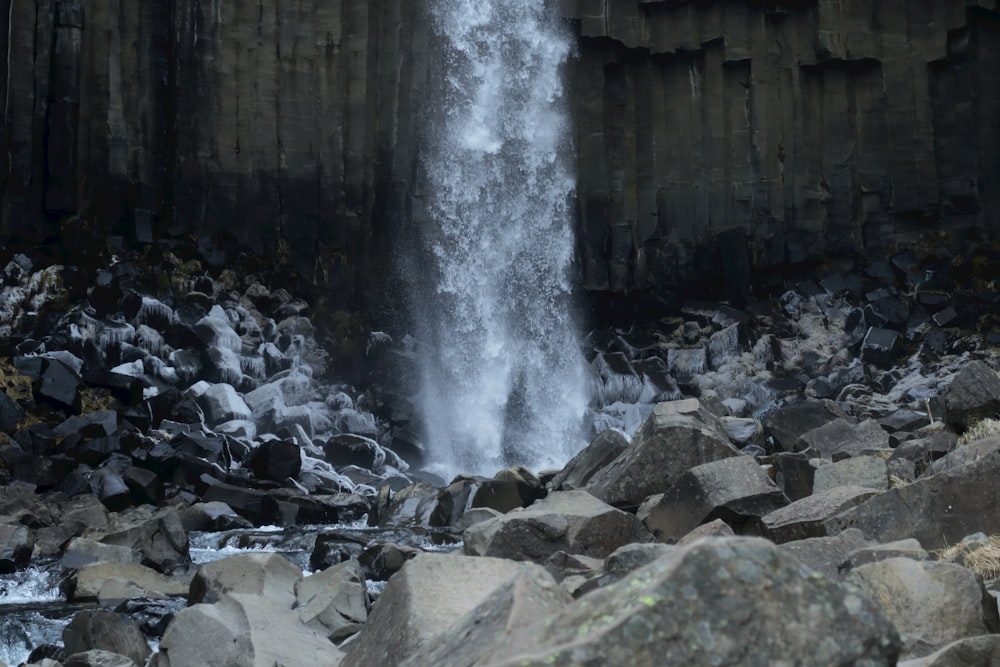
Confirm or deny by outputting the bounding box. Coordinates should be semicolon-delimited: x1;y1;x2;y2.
463;489;651;561
470;475;544;515
189;553;302;608
376;483;440;528
33;357;82;410
762;400;851;453
570;542;675;597
797;418;891;459
0;389;25;432
761;485;883;543
777;528;871;579
549;429;629;491
195;383;252;427
95;506;189;573
0;523;34;572
638;455;788;542
323;434;388;472
154;593;340;667
89;468;132;511
898;635;1000;667
587;400;739;509
247;439;301;482
340;553;541;667
399;566;572;667
63;610;151;667
202;479;282;526
926;436;1000;476
485;537;900;667
765;451;820;501
813;455;889;494
943;361;1000;431
60;537;139;570
295;559;369;642
358;543;420;582
827;449;1000;550
848;558;995;658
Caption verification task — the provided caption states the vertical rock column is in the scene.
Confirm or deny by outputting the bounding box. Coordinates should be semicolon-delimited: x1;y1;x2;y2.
45;1;84;213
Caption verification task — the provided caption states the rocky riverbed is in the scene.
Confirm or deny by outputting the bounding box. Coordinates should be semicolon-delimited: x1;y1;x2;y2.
2;238;1000;666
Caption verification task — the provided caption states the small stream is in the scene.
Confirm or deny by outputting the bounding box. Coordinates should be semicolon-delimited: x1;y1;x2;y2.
0;521;461;666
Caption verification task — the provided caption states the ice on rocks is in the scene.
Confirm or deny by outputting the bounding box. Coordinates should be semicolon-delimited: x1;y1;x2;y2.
240;355;266;379
136;324;165;356
133;296;176;328
333;409;378;437
111;359;145;378
197;383;253;426
169;349;203;384
195;310;243;353
98;319;137;351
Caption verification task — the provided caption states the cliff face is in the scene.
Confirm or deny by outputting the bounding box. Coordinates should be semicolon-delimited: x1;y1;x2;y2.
567;0;1000;293
2;1;999;303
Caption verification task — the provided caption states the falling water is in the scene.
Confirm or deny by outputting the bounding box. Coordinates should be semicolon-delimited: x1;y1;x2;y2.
410;0;588;476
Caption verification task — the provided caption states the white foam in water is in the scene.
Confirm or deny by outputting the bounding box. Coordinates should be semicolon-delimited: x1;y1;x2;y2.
412;0;588;476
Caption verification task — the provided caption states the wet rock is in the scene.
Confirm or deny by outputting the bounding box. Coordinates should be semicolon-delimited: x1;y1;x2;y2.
295;559;369;642
638;455;788;542
0;523;34;572
470;475;544;515
340;553;540;667
587;400;738;509
761;485;883;543
463;489;651;562
377;483;440;528
189;553;302;608
358;543;420;581
943;361;1000;431
898;635;1000;667
63;610;151;667
154;592;340;667
201;479;282;526
762;399;851;453
247;439;302;482
323;434;390;472
179;502;252;532
486;537;900;667
848;558;994;659
549;429;628;491
828;449;1000;550
98;506;189;573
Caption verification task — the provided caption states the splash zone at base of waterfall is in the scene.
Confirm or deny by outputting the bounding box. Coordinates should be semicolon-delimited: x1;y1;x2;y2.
411;0;588;477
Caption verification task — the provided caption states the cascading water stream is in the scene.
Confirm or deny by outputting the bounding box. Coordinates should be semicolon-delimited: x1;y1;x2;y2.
410;0;588;476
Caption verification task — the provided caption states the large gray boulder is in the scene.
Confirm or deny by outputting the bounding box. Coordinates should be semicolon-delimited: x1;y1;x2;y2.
489;537;900;666
847;558;994;659
797;418;891;459
638;454;788;542
97;506;189;573
296;559;369;642
587;400;739;509
189;553;302;608
813;455;889;494
340;553;540;667
549;429;629;491
762;399;851;452
154;592;340;667
463;490;651;561
943;361;1000;431
761;485;882;543
827;449;1000;550
67;561;190;602
777;528;872;579
400;566;571;667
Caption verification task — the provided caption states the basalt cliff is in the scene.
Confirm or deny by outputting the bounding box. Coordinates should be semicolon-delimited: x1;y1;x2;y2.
2;0;998;304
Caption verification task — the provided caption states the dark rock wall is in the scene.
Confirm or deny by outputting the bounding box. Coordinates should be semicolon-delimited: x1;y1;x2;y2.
2;0;999;304
566;0;1000;293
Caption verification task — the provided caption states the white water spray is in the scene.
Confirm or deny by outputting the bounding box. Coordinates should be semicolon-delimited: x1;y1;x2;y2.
411;0;588;476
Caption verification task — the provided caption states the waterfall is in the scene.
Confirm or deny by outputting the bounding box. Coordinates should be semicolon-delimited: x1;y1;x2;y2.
408;0;588;477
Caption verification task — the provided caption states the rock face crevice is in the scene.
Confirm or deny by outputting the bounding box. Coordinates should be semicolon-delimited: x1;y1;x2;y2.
2;0;999;304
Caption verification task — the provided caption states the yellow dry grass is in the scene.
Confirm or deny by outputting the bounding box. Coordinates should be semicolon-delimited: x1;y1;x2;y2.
937;535;1000;580
957;418;1000;447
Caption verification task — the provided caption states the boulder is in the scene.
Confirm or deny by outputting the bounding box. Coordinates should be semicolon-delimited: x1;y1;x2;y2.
154;592;340;667
548;429;629;491
63;610;151;666
848;558;994;658
762;399;851;452
470;476;543;515
760;485;882;543
587;400;739;509
202;479;282;526
358;543;420;581
189;553;302;608
463;490;651;561
0;389;25;432
98;506;189;573
67;562;190;601
812;455;890;494
0;523;34;572
637;455;788;542
488;537;900;666
179;502;252;532
399;566;572;667
943;361;1000;431
196;383;252;427
340;553;540;667
828;449;1000;550
61;537;139;570
295;559;369;642
796;418;891;459
777;528;871;578
926;436;1000;477
247;439;302;482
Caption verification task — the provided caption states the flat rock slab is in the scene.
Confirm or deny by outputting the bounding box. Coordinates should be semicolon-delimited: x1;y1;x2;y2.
827;449;1000;550
797;418;890;459
813;455;889;494
489;537;900;667
762;399;851;452
778;528;871;579
761;485;882;543
463;489;651;561
189;552;303;608
69;562;191;601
